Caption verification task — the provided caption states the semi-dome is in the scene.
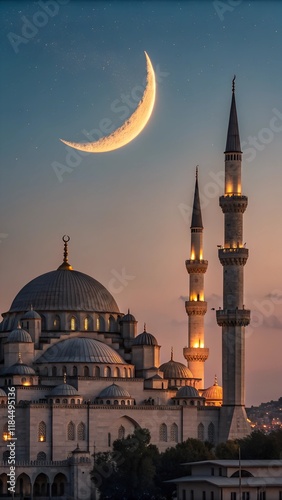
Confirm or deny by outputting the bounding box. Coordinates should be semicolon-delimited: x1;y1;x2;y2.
202;376;223;401
50;383;79;397
160;359;193;379
9;269;119;314
98;383;131;399
175;386;200;398
0;388;7;397
4;362;36;376
7;326;32;343
36;337;126;364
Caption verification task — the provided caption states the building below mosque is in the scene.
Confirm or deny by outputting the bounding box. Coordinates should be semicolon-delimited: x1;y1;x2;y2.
0;82;251;500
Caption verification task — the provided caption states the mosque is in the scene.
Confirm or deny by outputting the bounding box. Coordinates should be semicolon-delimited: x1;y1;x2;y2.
0;82;251;499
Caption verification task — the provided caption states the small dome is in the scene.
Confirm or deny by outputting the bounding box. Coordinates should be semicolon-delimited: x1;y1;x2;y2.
7;326;32;344
0;388;7;397
132;332;158;346
22;308;41;320
4;363;36;376
120;310;136;322
50;383;79;397
98;383;131;399
36;337;125;364
202;376;223;400
175;386;200;398
160;359;193;379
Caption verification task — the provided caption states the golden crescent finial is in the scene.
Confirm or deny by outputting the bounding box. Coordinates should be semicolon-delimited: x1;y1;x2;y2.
144;322;146;332
57;235;73;270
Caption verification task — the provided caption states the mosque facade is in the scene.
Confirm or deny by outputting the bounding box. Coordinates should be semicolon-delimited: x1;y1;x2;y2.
0;84;251;499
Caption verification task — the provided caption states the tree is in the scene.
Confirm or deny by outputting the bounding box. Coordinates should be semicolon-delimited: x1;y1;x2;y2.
239;429;282;459
215;440;240;459
92;428;162;499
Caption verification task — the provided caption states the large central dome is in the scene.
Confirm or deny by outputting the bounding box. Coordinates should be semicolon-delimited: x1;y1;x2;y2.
9;269;119;313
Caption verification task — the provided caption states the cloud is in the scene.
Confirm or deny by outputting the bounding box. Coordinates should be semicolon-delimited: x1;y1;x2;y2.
263;315;282;329
179;295;188;303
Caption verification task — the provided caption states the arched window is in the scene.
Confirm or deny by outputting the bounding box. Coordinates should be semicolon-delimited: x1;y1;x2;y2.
62;366;67;376
159;423;167;442
84;316;92;331
127;368;131;377
67;421;75;440
40;314;47;330
114;400;118;405
198;422;204;441
3;422;12;441
123;367;127;378
70;316;77;331
73;366;77;376
38;421;46;442
71;399;75;404
170;423;178;442
3;450;9;461
96;316;100;331
52;366;57;376
109;315;115;332
105;366;111;377
208;422;215;444
77;422;86;441
55;398;60;404
37;451;47;461
62;398;67;404
98;315;105;331
21;377;26;384
118;425;125;440
95;366;100;377
53;315;60;330
114;367;120;377
83;366;89;377
121;400;125;405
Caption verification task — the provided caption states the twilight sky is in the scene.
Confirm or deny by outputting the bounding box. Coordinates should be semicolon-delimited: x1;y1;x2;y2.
0;0;281;406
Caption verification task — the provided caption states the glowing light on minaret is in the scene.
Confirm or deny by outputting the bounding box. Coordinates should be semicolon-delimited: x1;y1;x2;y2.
183;167;209;389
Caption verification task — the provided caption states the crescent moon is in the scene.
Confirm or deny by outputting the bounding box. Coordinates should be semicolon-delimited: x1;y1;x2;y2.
60;51;156;153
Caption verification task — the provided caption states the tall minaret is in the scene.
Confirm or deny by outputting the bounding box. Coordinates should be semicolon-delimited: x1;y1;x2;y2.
217;78;251;441
183;168;209;389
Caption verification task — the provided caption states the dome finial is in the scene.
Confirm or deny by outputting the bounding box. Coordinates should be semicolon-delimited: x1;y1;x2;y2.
17;321;22;329
144;322;146;332
57;235;73;271
63;371;67;384
214;374;218;386
18;352;23;364
171;346;173;361
232;75;236;94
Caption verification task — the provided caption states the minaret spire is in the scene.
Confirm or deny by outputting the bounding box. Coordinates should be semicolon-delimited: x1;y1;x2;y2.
183;167;209;389
225;76;241;153
217;80;251;441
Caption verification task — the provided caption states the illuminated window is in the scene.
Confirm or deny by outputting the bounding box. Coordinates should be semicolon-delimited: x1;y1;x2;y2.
67;421;75;441
70;316;77;331
53;315;60;330
84;317;89;331
96;317;100;331
2;423;12;441
38;421;46;442
159;423;167;442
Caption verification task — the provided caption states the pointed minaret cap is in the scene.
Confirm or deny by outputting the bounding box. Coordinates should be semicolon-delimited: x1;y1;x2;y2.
57;235;73;270
225;76;242;153
191;166;203;229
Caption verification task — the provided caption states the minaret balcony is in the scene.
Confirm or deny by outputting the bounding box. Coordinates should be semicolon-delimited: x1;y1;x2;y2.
218;247;248;266
183;347;209;362
186;259;208;274
219;195;248;213
216;308;250;327
185;301;207;316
